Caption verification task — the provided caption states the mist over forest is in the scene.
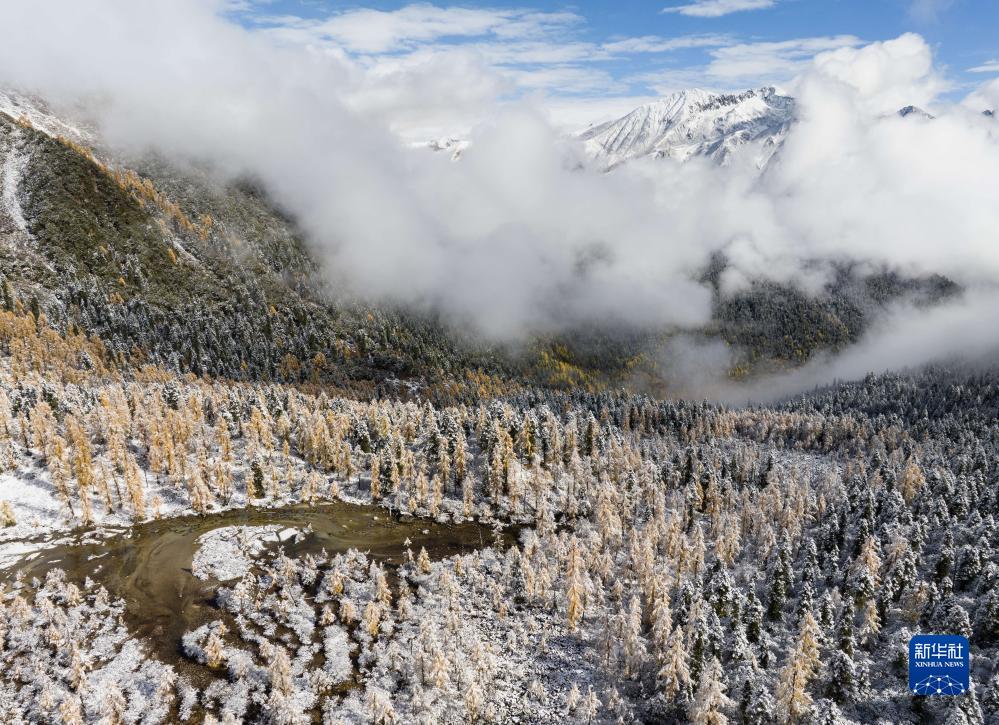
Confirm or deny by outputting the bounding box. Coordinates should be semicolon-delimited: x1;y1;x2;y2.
0;2;998;724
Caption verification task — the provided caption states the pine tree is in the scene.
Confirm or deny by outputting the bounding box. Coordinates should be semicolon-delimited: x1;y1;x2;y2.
454;429;467;484
688;656;733;724
269;646;293;696
745;591;764;644
204;631;226;668
858;598;881;645
811;698;850;725
623;595;646;678
464;678;485;721
741;678;776;725
566;537;587;633
301;470;320;505
124;455;146;519
899;457;925;503
849;534;881;604
658;625;692;704
429;647;449;689
0;500;15;527
417;547;432;575
838;600;856;657
58;696;84;725
364;602;382;639
798;611;822;676
69;644;88;690
651;590;674;661
368;688;397;725
975;589;999;643
370;453;381;501
942;687;984;725
566;682;582;713
826;650;859;704
767;574;787;622
579;686;601;723
775;642;813;723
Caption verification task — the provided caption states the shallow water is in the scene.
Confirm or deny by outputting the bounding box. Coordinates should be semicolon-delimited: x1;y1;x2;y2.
1;501;500;676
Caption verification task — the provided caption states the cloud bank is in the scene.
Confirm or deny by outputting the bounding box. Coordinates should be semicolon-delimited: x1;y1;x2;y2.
661;0;778;19
669;290;999;406
1;3;998;398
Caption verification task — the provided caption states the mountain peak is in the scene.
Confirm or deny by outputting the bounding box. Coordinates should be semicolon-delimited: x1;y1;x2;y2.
579;86;794;169
898;105;934;119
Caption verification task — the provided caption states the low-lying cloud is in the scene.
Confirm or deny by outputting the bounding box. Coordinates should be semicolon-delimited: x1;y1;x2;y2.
688;289;999;405
0;2;998;398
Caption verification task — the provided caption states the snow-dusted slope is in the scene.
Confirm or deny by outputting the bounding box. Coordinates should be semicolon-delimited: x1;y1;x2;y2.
0;88;90;143
579;87;794;169
0;126;29;235
0;90;97;246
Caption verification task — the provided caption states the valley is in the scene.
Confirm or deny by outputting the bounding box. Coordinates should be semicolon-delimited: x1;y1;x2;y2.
0;17;997;722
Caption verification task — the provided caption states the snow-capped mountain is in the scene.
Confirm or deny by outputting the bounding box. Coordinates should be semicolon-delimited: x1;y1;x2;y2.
898;105;934;119
578;87;794;169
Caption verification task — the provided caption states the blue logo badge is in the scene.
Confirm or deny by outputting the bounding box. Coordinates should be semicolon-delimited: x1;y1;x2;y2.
908;635;970;695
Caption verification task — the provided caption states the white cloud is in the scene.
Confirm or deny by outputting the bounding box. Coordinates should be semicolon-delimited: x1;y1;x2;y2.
447;39;610;65
255;4;582;54
908;0;955;23
968;59;999;74
502;66;617;94
805;32;948;113
247;6;860;136
964;77;999;112
709;35;863;82
601;34;731;54
249;3;628;135
542;95;663;132
661;0;777;18
633;35;863;93
341;46;510;140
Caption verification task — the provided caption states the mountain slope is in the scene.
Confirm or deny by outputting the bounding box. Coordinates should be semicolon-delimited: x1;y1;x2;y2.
0;91;529;401
579;87;794;169
0;88;962;400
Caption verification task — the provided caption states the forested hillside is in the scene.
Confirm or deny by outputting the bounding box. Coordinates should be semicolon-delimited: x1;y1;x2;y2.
1;103;541;403
0;97;962;401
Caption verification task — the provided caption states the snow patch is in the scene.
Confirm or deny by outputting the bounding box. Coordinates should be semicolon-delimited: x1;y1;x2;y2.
0;127;28;233
0;538;60;570
191;525;302;581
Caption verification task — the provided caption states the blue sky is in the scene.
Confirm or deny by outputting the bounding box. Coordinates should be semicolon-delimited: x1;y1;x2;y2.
229;0;999;129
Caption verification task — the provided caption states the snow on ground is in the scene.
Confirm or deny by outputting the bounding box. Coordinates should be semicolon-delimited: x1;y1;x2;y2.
191;524;302;581
0;88;91;143
0;450;256;564
0;467;69;534
0;537;59;570
0;126;28;233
